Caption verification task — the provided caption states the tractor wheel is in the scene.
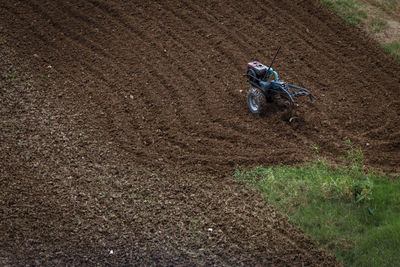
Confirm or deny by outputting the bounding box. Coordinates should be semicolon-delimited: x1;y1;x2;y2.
247;87;267;114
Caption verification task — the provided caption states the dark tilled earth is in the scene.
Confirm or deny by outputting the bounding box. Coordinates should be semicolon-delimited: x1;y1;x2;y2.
1;0;399;265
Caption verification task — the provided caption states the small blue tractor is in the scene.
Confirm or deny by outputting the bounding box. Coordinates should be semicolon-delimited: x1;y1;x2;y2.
245;47;316;115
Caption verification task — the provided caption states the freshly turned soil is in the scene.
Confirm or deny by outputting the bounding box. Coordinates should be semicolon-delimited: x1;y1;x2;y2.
1;0;399;265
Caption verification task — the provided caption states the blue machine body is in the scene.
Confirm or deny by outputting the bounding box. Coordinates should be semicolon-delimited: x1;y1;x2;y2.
246;61;316;104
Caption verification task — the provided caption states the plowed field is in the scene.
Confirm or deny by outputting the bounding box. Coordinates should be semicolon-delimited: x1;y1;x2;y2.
1;0;399;265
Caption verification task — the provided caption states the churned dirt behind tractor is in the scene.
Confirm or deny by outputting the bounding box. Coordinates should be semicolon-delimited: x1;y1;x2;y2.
245;47;316;116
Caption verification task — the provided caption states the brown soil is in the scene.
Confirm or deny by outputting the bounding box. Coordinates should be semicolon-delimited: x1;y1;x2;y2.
1;0;399;265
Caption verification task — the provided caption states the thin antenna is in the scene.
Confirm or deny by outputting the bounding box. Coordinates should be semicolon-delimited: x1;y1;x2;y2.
264;46;281;80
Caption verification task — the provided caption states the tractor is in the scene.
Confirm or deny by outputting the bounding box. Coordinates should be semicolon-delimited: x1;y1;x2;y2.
245;47;316;115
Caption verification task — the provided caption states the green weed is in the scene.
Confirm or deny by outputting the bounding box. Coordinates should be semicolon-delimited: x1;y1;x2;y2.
312;143;320;154
8;70;17;79
341;138;364;175
24;80;33;86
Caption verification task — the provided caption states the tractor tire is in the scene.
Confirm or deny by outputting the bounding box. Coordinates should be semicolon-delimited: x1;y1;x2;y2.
247;87;267;114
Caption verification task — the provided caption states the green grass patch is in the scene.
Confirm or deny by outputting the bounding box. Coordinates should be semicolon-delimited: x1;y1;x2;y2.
319;0;368;26
235;142;400;266
382;42;400;60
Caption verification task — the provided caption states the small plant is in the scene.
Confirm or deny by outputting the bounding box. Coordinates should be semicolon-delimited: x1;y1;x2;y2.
321;175;353;201
8;70;17;79
353;178;373;203
24;80;33;85
342;138;364;174
312;143;320;154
